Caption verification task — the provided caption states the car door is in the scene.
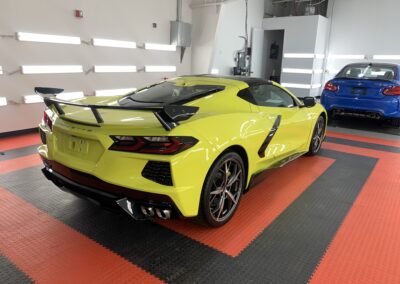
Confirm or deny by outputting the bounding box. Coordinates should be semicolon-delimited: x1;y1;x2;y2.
249;84;312;159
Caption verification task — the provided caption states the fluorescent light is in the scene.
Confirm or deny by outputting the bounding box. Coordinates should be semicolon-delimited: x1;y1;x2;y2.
21;65;83;74
282;68;324;74
0;97;7;106
17;32;80;45
145;65;177;72
95;88;137;96
281;83;321;89
284;53;314;59
282;68;313;74
211;68;219;74
144;43;177;51
329;54;365;60
24;95;43;104
0;66;2;75
315;54;325;59
94;65;137;73
373;55;400;60
92;38;137;49
56;91;84;100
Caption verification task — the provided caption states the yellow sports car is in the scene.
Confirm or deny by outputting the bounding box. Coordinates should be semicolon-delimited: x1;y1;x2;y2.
38;75;327;227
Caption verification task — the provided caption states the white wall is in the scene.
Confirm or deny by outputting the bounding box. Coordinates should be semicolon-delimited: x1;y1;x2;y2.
324;0;400;83
0;0;192;133
263;15;328;97
190;5;220;74
210;0;265;75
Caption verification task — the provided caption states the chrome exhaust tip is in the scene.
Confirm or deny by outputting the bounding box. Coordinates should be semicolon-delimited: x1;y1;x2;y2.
140;206;155;217
155;208;172;220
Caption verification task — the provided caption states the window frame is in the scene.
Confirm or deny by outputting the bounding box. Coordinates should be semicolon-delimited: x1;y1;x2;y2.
237;83;302;108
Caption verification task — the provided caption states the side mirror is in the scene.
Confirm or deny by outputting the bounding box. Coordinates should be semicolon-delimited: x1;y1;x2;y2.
302;97;316;108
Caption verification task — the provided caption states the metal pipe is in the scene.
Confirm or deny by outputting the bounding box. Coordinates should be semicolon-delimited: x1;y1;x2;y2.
177;0;182;21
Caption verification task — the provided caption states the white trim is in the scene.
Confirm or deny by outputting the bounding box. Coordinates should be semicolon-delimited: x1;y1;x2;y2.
94;65;137;73
144;43;176;51
145;65;177;72
21;65;83;74
95;88;137;97
92;38;137;49
17;32;81;45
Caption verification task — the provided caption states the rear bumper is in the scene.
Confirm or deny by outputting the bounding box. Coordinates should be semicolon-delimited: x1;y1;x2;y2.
321;92;400;118
41;157;181;218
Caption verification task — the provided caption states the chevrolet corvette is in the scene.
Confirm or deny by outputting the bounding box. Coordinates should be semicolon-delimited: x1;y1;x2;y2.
38;75;327;227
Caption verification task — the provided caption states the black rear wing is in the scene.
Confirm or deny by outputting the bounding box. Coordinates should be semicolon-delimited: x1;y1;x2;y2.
35;87;199;131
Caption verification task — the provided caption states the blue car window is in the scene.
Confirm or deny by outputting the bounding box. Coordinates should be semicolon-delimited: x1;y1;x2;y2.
338;64;397;81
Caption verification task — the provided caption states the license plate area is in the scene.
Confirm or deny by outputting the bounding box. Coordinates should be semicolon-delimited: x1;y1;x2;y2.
68;136;89;154
351;87;366;95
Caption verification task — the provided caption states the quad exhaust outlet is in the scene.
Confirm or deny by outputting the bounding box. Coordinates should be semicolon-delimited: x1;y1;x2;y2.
116;198;172;220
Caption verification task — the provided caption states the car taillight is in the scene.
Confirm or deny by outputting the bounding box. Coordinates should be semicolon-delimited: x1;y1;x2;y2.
109;136;198;155
43;111;53;131
383;86;400;96
324;82;339;92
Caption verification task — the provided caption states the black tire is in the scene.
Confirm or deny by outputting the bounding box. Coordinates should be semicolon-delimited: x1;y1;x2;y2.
391;118;400;127
327;110;335;123
307;115;326;156
197;152;245;227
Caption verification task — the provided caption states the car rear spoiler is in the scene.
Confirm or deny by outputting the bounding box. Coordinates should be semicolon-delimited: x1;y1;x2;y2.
35;87;199;131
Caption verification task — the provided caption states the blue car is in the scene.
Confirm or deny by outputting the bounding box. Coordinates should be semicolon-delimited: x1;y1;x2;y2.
321;63;400;126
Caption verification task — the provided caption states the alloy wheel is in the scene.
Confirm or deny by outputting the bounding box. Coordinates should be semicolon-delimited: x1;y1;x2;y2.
208;158;244;223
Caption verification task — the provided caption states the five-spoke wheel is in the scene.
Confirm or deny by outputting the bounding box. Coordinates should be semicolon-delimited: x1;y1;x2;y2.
307;115;325;156
199;152;245;227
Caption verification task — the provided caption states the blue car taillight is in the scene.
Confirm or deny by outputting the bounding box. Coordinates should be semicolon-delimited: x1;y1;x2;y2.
324;82;339;92
383;86;400;96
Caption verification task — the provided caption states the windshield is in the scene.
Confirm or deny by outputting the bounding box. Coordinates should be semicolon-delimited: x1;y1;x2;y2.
120;82;225;105
337;64;397;81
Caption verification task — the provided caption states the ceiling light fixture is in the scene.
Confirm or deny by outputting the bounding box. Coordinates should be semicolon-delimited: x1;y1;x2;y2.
21;65;83;74
95;88;137;96
145;65;177;72
144;43;177;51
92;38;137;49
94;65;137;73
17;32;81;45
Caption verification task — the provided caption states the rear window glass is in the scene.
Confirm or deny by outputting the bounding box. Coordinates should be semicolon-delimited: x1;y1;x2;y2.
337;64;397;80
119;82;224;105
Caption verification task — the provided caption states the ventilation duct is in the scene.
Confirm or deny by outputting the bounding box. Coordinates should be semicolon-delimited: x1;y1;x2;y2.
171;0;192;62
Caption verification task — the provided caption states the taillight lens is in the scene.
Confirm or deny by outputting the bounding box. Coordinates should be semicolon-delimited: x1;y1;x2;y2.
324;82;339;92
109;136;198;155
43;111;53;131
383;86;400;96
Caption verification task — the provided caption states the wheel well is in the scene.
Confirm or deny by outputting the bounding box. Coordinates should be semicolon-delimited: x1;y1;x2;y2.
221;145;249;187
320;111;327;123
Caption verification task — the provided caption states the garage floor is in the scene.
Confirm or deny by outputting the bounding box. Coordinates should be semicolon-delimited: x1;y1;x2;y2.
1;121;399;283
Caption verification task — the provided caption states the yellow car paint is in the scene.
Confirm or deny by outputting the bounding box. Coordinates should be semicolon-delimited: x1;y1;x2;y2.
38;76;327;217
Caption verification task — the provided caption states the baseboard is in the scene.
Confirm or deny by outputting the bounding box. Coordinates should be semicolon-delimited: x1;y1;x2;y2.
0;127;38;138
